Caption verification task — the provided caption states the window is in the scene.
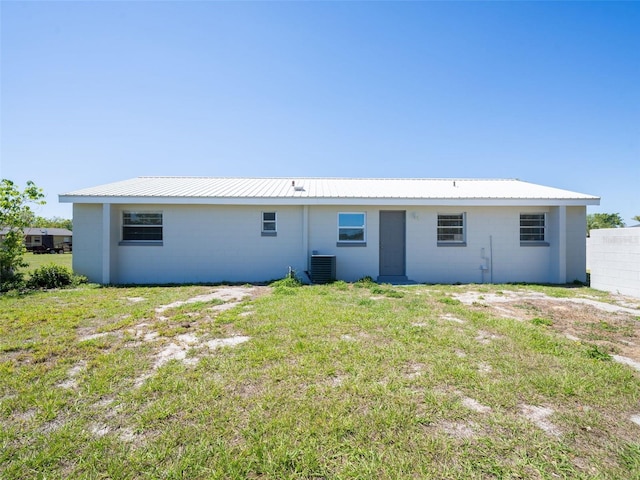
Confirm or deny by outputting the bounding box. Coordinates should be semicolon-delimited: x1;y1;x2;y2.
520;213;546;243
338;212;366;244
437;213;466;245
122;211;163;242
262;212;277;236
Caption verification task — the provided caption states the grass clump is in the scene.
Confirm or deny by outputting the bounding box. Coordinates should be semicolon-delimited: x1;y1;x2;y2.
27;263;87;290
354;276;376;288
270;275;303;295
584;344;612;361
438;296;461;305
531;317;553;327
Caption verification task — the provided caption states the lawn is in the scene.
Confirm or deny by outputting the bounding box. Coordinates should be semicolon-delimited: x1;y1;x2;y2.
21;252;73;273
1;280;639;479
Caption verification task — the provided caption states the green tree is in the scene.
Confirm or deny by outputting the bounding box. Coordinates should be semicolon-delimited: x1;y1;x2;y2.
586;213;625;236
633;215;640;223
31;216;72;231
1;179;45;290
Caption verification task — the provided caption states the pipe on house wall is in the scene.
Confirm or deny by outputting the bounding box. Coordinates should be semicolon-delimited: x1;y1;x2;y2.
490;235;494;283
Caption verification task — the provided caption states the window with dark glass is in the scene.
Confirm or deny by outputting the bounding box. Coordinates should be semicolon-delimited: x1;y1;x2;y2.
338;213;366;242
122;212;163;241
437;213;465;244
262;212;277;235
520;213;545;242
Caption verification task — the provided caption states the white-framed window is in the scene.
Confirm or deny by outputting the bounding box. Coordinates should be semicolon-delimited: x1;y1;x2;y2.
520;213;546;243
338;212;366;243
122;211;163;241
262;212;277;236
437;213;466;245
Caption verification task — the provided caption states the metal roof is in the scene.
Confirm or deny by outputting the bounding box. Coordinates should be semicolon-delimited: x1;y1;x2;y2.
0;227;72;236
59;176;600;206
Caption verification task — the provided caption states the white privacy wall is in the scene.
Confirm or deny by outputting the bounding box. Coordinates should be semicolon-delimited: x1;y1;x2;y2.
588;228;640;298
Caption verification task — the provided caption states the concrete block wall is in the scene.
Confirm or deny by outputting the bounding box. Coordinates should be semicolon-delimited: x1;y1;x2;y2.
588;228;640;298
114;204;306;284
72;204;104;283
73;203;587;285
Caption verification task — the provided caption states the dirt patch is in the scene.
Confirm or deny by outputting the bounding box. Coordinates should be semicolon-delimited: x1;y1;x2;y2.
453;289;640;364
155;286;258;313
206;336;250;350
461;396;491;413
520;404;561;437
439;420;477;439
126;297;146;303
57;361;87;389
475;330;502;345
404;362;426;379
612;355;640;372
90;423;110;437
125;286;261;388
441;314;465;324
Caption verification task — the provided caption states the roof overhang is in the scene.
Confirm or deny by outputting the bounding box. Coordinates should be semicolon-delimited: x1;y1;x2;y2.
58;195;600;207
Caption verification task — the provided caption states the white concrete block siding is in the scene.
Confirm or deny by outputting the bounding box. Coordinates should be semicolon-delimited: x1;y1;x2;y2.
72;202;588;285
588;228;640;298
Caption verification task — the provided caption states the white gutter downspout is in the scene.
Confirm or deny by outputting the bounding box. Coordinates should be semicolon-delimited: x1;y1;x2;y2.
102;204;111;284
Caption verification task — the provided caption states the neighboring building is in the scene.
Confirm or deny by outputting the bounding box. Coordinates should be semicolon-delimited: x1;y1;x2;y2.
59;177;599;285
0;227;72;253
588;227;640;299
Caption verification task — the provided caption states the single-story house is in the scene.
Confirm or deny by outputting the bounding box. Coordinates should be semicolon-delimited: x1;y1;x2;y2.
0;227;73;253
59;177;599;285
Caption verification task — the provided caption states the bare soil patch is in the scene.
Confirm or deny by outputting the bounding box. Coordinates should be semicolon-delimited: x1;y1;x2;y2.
453;288;640;363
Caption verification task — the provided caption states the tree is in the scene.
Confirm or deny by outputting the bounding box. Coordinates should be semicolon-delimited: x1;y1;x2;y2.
1;179;45;289
31;216;72;231
633;215;640;223
586;213;625;236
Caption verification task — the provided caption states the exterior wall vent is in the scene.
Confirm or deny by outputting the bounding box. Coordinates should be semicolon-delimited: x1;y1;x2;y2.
310;255;336;284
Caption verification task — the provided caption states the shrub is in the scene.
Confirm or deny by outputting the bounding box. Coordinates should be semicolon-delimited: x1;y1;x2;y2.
28;264;85;290
0;271;26;293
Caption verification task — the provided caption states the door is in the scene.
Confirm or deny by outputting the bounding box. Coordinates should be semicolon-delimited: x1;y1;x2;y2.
379;211;406;277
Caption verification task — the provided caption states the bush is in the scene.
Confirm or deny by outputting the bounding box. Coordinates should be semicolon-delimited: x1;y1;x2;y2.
28;264;85;290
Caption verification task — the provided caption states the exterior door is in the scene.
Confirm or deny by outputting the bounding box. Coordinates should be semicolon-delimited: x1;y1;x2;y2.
379;211;406;277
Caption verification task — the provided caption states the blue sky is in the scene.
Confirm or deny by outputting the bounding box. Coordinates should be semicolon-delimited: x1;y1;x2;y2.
1;1;638;223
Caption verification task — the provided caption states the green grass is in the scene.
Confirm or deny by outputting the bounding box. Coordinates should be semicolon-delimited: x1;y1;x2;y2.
21;252;73;273
1;282;639;479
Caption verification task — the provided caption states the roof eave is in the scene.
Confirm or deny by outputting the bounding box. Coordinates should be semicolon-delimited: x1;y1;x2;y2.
58;195;600;207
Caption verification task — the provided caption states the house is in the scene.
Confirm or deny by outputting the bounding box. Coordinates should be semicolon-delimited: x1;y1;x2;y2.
0;227;72;253
59;177;599;285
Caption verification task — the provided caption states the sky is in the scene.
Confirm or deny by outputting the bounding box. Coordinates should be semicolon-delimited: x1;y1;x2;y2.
1;1;639;224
